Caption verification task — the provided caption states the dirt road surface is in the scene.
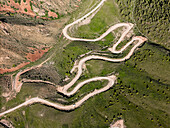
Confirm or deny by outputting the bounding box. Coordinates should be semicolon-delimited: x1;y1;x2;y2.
0;0;147;117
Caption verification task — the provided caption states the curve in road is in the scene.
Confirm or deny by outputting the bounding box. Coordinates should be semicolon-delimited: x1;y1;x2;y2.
0;0;147;117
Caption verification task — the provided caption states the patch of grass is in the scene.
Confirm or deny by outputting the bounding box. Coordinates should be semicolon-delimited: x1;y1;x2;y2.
24;8;27;12
53;41;100;78
115;64;170;127
73;0;120;40
127;42;170;84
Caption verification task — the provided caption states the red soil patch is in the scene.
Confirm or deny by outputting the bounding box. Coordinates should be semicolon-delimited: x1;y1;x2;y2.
0;47;49;74
48;11;58;18
26;47;49;62
0;0;36;17
74;5;79;8
0;0;59;19
0;62;30;74
0;4;15;13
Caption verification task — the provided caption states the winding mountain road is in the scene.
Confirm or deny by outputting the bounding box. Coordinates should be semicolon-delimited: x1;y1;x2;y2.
0;0;147;117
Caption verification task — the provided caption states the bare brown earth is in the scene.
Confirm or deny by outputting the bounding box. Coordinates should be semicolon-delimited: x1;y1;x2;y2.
0;0;81;75
0;0;82;19
0;62;30;74
48;11;58;19
0;19;65;74
0;0;36;17
26;47;49;62
0;0;54;19
0;46;49;74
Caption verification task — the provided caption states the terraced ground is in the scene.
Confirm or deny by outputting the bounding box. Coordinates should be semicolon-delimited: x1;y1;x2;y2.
0;0;169;128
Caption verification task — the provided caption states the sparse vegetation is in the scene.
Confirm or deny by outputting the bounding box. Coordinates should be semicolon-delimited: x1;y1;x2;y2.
24;8;27;12
0;0;82;20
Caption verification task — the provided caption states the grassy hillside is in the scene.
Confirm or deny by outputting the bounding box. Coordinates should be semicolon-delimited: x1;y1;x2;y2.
115;0;169;49
0;0;170;128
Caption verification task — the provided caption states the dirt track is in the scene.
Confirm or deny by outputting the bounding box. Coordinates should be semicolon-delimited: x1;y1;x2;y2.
0;0;147;117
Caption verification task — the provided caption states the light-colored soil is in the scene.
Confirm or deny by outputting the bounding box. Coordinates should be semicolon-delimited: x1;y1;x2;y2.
0;119;14;128
0;47;24;60
110;119;125;128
